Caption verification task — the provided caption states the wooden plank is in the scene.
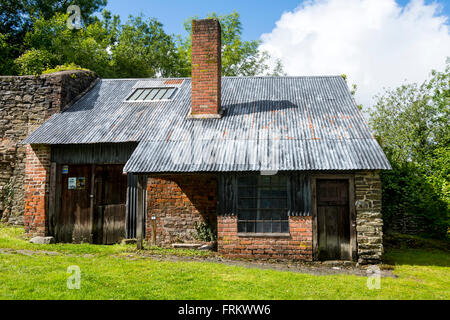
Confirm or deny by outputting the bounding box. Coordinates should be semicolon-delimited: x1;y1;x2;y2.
317;206;326;260
94;167;103;244
349;176;357;261
136;175;143;250
54;165;62;241
311;177;318;260
116;204;126;242
125;174;132;238
325;206;339;259
96;205;103;244
101;204;127;244
89;164;95;243
152;217;157;246
100;206;107;244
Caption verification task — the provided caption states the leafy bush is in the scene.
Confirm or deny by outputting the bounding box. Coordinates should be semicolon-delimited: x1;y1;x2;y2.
193;222;217;242
15;49;57;75
370;59;449;239
42;63;89;75
381;163;448;238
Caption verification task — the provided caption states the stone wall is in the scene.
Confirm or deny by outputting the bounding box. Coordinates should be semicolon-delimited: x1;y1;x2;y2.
218;216;313;261
0;70;98;224
389;212;428;236
355;171;383;264
146;174;217;245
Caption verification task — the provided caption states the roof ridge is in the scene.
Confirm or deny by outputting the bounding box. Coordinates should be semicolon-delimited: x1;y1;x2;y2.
101;75;344;81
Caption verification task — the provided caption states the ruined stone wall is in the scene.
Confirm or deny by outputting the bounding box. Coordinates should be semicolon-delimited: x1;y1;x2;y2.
355;171;383;264
0;71;97;224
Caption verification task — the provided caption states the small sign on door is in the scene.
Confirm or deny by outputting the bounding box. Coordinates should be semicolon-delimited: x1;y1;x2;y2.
68;177;86;190
62;165;69;174
68;177;77;190
76;177;86;190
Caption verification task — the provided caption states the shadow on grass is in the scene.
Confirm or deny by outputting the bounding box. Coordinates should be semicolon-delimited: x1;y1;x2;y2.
383;248;450;267
383;233;450;267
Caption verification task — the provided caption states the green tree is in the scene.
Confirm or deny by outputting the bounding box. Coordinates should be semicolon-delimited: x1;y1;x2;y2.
0;33;16;74
0;0;107;74
0;0;107;37
370;59;449;238
18;12;111;76
370;61;449;164
17;11;182;78
110;15;182;78
177;11;285;77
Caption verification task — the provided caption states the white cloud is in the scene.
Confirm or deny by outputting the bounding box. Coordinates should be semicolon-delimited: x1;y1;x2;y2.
260;0;450;107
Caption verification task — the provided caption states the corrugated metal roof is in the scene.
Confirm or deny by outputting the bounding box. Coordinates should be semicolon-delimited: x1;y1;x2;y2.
22;76;391;172
124;139;390;172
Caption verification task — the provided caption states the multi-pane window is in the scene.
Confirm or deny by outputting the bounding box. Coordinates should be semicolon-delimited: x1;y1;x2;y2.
237;175;289;234
126;87;176;102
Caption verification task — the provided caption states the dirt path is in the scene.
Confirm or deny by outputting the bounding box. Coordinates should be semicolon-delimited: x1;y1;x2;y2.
0;247;396;278
126;251;397;278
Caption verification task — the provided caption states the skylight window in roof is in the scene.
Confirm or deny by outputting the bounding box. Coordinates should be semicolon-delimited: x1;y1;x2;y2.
128;88;145;101
154;88;168;100
126;87;177;102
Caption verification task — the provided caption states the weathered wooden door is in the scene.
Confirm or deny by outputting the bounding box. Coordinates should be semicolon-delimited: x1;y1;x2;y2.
317;179;351;260
94;165;127;244
56;164;127;244
57;165;92;243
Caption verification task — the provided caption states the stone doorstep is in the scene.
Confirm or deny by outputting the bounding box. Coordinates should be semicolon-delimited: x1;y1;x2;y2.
29;236;55;244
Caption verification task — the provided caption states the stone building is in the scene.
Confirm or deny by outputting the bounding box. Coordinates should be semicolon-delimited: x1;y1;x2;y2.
8;19;391;264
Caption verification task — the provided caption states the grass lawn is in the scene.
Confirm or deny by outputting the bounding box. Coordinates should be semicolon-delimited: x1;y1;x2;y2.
0;224;448;300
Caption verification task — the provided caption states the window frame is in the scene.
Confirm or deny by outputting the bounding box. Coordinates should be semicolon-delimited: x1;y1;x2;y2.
236;174;290;235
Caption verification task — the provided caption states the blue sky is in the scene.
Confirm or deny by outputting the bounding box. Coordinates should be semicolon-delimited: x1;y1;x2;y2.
104;0;300;40
102;0;449;107
104;0;450;41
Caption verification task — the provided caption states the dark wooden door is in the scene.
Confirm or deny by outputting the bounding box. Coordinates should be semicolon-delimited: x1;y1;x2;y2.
56;164;127;244
57;165;92;243
317;179;350;260
94;165;127;244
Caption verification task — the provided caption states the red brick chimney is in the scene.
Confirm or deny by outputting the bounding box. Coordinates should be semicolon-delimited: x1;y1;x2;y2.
190;19;222;118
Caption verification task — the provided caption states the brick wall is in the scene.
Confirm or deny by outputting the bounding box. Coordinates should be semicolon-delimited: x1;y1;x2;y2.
146;174;217;245
0;70;97;224
24;144;51;236
190;19;222;117
355;171;383;264
218;216;313;261
143;171;382;263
